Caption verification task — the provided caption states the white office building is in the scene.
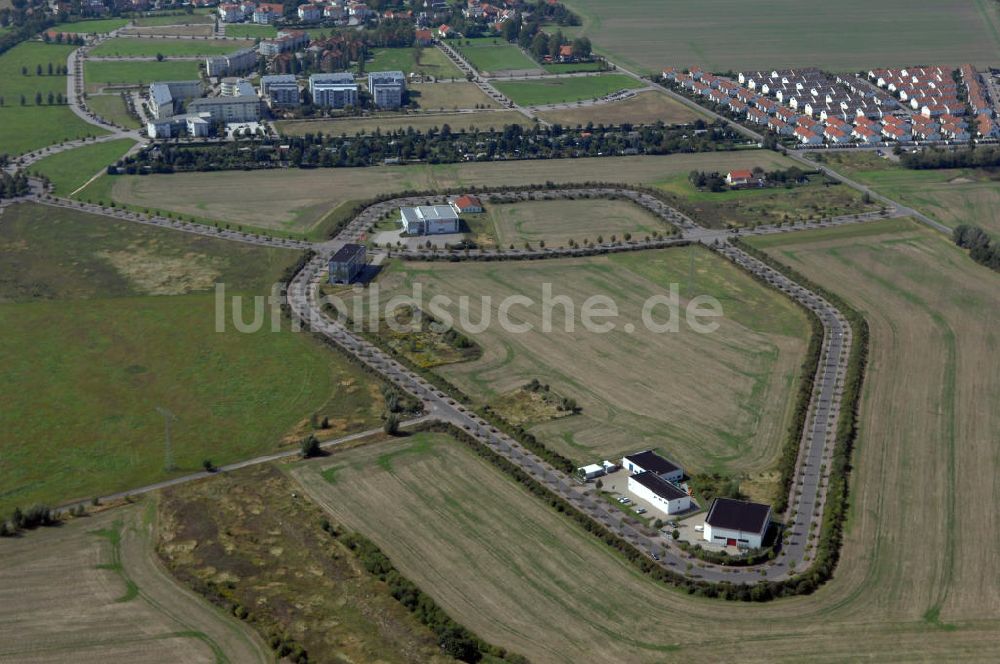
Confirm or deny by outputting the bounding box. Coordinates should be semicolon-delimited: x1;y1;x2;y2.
309;72;358;108
400;205;460;235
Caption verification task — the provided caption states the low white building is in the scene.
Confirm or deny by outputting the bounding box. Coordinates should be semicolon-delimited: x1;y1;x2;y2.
578;464;605;480
703;497;772;549
628;471;691;516
400;205;460;235
621;450;683;484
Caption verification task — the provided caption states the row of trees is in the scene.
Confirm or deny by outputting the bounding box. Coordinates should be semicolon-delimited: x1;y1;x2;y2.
0;91;66;106
953;224;1000;271
19;62;67;76
129;121;738;172
0;170;29;199
901;145;1000;169
0;504;57;537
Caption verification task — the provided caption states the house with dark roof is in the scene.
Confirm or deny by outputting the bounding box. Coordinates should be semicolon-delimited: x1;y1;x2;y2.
703;497;771;549
628;471;691;516
621;450;683;484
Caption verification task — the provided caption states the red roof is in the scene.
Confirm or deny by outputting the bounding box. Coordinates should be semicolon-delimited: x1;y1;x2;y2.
453;194;482;210
728;170;753;181
559;44;573;57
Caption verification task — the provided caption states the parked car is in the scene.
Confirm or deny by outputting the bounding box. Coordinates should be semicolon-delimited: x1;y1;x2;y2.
635;507;647;515
694;524;704;532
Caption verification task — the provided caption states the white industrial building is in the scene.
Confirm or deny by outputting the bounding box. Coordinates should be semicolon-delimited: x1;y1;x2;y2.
578;464;605;481
622;450;684;484
400;205;460;235
627;471;691;516
703;497;772;549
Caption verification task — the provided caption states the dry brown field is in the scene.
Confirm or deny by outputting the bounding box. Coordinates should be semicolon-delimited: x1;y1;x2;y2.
277;109;526;139
409;81;502;109
537;90;705;126
109;151;798;232
0;503;268;663
476;197;668;248
370;246;809;476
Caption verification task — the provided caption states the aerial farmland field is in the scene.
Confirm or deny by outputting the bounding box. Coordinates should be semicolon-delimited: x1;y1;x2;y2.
293;406;1000;662
818;152;1000;237
368;246;810;481
0;203;383;513
277;109;526;138
0;502;268;663
536;89;705;126
106;152;798;235
493;73;645;106
560;0;1000;72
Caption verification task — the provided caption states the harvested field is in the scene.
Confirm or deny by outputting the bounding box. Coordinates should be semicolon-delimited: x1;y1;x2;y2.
370;246;809;475
561;0;1000;72
494;74;645;106
133;11;215;27
277;109;525;138
537;89;704;126
108;151;798;232
479;197;667;248
409;81;501;109
158;464;451;663
0;203;383;513
0;502;268;663
294;411;1000;662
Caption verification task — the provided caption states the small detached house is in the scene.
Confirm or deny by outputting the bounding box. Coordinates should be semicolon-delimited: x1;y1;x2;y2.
450;194;483;214
726;169;755;186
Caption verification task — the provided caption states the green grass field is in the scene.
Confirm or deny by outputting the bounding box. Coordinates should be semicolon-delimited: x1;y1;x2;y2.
818;152;1000;237
223;23;277;38
85;59;202;87
366;46;463;79
0;42;109;154
493;74;645;106
541;61;606;74
86;92;142;128
453;37;539;73
561;0;1000;72
537;89;704;126
657;173;878;228
133;11;215;27
29;138;136;196
89;38;252;57
57;18;130;33
0;203;384;514
370;246;809;479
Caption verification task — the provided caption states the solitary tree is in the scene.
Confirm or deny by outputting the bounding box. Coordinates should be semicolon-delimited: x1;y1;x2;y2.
383;413;400;435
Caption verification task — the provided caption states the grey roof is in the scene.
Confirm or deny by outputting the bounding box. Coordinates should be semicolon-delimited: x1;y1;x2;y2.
631;471;687;501
368;70;405;85
705;498;771;534
189;95;259;107
149;82;173;107
310;72;356;85
262;74;297;85
330;243;366;263
624;450;681;477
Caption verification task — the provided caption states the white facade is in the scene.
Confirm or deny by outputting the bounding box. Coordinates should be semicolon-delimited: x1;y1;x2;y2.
400;206;460;235
627;474;690;516
621;452;683;484
703;522;766;549
578;464;604;480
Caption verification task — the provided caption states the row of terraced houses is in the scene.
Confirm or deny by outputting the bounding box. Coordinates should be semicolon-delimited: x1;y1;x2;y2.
663;65;999;146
